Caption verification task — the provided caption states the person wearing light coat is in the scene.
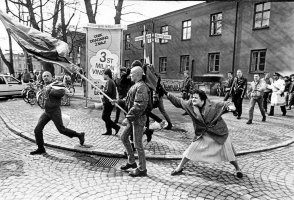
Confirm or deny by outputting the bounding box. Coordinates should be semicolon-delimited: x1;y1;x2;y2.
267;72;287;116
158;85;243;178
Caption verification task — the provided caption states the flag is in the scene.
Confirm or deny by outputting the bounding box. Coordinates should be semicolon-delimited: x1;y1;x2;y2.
0;9;69;64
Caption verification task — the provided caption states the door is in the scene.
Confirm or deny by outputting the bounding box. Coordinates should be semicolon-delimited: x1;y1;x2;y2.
4;76;23;96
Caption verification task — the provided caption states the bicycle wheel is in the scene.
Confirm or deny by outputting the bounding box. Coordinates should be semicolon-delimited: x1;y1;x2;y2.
37;91;45;109
68;87;75;96
27;90;36;105
22;88;30;103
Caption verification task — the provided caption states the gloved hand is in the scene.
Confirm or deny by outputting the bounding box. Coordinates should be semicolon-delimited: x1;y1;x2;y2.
157;84;168;96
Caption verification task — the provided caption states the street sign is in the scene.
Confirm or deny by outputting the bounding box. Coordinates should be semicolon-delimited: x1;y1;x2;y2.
135;36;144;41
154;33;163;39
162;35;172;40
146;34;152;39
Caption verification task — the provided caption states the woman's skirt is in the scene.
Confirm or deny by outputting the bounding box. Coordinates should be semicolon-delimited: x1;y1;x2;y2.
183;134;236;163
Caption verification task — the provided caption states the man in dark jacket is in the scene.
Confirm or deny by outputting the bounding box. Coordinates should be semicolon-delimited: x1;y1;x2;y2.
114;67;132;124
230;69;247;119
30;71;85;155
120;66;149;177
181;70;192;115
101;68;120;135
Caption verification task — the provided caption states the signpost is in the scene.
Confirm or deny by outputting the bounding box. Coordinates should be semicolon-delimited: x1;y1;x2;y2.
135;28;171;65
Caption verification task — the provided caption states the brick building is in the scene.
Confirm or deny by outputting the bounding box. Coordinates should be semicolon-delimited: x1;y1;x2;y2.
123;1;294;89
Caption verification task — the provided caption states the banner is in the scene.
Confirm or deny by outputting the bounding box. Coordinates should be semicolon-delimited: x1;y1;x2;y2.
85;24;125;99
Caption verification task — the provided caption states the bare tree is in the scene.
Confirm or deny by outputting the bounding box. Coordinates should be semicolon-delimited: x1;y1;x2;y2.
114;0;123;24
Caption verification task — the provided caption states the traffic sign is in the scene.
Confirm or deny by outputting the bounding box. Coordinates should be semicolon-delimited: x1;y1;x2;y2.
135;36;144;41
162;35;172;40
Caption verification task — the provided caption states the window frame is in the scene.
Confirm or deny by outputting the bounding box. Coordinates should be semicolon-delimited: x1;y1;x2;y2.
207;52;220;73
182;20;191;41
160;25;169;44
124;60;130;68
180;55;190;73
210;12;222;36
159;57;167;73
253;2;271;30
249;49;267;73
125;34;131;50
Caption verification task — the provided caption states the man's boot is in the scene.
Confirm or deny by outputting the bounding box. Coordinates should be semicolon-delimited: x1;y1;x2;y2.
281;106;287;116
268;106;274;116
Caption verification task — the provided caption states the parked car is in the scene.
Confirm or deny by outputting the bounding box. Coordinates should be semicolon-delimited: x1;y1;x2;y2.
0;74;25;97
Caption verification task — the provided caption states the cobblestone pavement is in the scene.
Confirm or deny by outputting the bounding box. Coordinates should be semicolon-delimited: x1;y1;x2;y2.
0;116;294;200
0;91;294;158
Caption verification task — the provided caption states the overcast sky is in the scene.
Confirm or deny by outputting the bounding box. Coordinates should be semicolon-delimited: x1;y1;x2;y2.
0;1;203;53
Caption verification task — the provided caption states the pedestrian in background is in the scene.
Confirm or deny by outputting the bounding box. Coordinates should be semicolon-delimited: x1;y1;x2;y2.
181;70;192;115
30;71;85;155
287;75;294;110
267;72;287;116
261;73;273;113
230;69;247;119
114;67;132;124
223;72;234;101
246;74;266;124
120;66;149;177
284;76;291;107
158;85;243;178
101;68;120;135
22;69;30;83
154;73;173;130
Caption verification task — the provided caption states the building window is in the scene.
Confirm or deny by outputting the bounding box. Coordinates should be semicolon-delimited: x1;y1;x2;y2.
250;49;266;72
210;13;222;36
159;57;167;73
125;60;130;68
125;34;131;50
180;55;189;72
160;26;169;44
208;53;220;72
182;20;191;40
254;2;270;29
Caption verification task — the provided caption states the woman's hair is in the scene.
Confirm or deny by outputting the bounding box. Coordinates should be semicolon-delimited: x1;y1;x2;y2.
190;88;207;101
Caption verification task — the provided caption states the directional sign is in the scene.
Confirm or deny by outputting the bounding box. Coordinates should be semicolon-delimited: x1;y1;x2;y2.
154;33;163;39
135;36;144;41
146;34;152;39
162;35;172;40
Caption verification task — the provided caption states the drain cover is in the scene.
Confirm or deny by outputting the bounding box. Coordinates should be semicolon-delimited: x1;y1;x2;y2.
95;157;119;167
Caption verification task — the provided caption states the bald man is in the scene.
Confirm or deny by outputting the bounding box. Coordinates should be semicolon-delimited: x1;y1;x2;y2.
30;71;85;155
120;66;150;177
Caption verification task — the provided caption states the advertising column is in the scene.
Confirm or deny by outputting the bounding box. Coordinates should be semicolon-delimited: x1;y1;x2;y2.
85;24;125;100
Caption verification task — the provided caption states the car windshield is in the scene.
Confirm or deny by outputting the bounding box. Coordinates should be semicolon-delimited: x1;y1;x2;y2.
5;76;20;84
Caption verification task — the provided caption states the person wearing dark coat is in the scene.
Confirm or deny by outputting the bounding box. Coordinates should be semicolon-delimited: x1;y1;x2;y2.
114;67;132;123
101;68;120;135
30;71;85;155
230;69;247;119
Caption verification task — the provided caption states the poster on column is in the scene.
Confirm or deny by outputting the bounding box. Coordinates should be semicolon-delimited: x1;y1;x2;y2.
85;24;126;99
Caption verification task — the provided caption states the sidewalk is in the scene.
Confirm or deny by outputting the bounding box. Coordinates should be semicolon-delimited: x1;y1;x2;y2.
1;84;294;160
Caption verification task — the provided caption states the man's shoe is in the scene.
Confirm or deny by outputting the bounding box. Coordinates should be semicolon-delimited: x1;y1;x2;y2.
30;148;46;155
129;168;147;177
233;111;238;116
246;120;252;124
171;168;183;176
79;132;85;145
145;129;154;143
282;112;286;116
120;162;137;171
102;132;112;135
114;126;120;135
164;123;172;130
237;116;241;119
236;170;243;179
262;116;266;122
